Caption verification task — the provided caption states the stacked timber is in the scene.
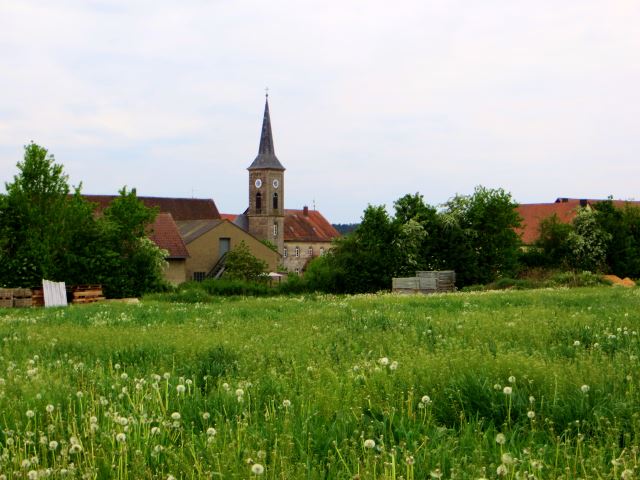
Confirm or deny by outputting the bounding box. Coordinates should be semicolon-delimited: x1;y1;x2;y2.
13;288;33;308
31;288;45;307
0;288;13;308
72;285;105;304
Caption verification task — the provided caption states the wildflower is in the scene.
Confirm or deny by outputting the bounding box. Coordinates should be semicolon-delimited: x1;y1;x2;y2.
22;459;31;468
26;409;35;418
430;468;443;478
171;412;181;421
573;340;580;347
390;361;398;370
114;363;121;370
529;395;535;404
116;433;126;443
581;384;590;393
508;376;516;383
378;357;389;366
501;453;514;465
167;475;176;480
46;404;55;413
176;384;186;394
496;464;508;476
493;384;502;391
251;463;265;475
69;443;83;454
202;412;210;420
206;427;216;436
503;386;512;395
495;433;506;445
222;382;230;391
90;416;98;424
364;439;376;449
163;372;171;379
49;440;58;450
282;399;291;408
421;395;431;405
28;471;38;480
235;388;244;397
406;456;415;465
151;427;160;435
621;469;634;479
527;411;535;419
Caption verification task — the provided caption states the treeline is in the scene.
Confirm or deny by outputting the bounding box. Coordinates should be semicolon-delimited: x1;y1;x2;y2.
302;190;640;294
0;143;167;297
304;187;523;292
525;201;640;277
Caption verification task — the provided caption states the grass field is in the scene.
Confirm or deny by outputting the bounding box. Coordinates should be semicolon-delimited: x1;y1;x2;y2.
1;286;639;479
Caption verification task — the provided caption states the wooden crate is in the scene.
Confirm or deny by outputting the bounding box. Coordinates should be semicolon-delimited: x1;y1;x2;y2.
13;288;33;308
31;288;45;307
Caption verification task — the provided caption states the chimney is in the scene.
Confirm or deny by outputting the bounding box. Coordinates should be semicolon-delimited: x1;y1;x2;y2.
580;199;588;207
303;206;309;216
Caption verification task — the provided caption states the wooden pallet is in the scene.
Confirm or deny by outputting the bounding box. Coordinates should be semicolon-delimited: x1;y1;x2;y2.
72;285;104;304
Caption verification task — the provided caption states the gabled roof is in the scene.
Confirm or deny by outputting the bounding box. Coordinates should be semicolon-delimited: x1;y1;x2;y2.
149;213;189;259
284;209;340;243
247;96;285;171
83;195;220;221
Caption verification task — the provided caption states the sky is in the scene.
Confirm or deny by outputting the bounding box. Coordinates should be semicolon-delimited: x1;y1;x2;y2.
1;1;639;224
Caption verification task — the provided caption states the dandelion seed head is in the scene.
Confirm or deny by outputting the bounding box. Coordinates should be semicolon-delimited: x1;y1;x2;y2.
581;384;590;393
116;433;126;443
202;412;210;420
206;427;217;436
378;357;389;366
503;386;512;395
495;433;506;445
26;409;35;418
49;440;58;450
501;453;514;465
171;412;181;421
527;411;536;419
496;464;508;476
390;361;398;370
421;395;431;405
364;439;376;449
251;463;265;475
235;388;244;397
282;399;291;408
508;376;516;383
46;404;54;413
176;384;186;394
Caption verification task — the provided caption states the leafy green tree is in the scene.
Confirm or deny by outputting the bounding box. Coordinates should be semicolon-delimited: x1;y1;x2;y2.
0;143;95;286
94;187;168;298
567;207;611;272
534;214;573;268
223;241;268;282
593;200;640;278
442;186;522;285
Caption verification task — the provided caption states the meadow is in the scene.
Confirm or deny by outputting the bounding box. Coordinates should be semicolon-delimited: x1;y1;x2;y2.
1;286;639;479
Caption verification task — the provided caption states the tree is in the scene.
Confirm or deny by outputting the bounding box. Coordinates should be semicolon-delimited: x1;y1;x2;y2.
566;207;611;272
0;143;95;286
223;241;268;281
442;186;522;285
593;200;640;278
534;214;573;268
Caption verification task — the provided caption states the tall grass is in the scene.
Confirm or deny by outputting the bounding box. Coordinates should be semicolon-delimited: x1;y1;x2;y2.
0;287;639;478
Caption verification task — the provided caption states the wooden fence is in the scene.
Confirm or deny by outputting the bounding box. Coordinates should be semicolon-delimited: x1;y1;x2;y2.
392;270;456;294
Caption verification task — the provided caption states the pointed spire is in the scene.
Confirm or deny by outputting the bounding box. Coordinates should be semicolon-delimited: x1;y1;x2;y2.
248;94;285;171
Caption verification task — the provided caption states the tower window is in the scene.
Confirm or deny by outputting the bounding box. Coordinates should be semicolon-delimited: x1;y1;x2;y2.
273;192;278;210
273;223;278;237
255;192;262;214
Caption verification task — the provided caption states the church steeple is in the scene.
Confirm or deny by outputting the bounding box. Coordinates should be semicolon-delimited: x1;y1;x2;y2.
248;95;285;171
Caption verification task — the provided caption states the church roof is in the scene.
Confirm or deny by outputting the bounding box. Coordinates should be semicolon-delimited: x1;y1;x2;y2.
175;219;224;244
149;213;189;259
284;208;340;243
83;195;221;221
248;96;285;171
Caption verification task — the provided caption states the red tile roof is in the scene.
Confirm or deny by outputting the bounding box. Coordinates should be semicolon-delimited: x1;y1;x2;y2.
516;201;582;244
220;213;238;221
284;209;340;243
83;195;221;221
149;213;189;258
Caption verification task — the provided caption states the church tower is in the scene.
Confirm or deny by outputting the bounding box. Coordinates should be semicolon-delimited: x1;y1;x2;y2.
247;95;285;255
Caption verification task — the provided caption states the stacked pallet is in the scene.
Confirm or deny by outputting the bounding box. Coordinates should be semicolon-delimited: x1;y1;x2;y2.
393;271;457;294
0;288;13;308
72;285;105;304
13;288;33;307
31;288;45;307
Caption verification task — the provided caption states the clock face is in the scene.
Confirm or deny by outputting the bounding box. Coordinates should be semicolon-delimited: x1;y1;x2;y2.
254;179;262;188
272;179;279;189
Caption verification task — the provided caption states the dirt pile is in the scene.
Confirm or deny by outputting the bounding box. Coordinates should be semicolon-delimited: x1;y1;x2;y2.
603;275;636;287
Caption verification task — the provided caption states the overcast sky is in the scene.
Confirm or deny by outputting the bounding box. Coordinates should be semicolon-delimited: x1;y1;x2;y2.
1;1;639;223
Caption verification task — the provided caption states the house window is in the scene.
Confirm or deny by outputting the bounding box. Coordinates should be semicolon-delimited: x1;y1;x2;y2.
272;192;279;210
193;272;206;282
273;223;278;237
283;247;288;257
294;268;300;275
308;246;313;257
320;247;325;255
295;246;300;257
255;192;262;214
